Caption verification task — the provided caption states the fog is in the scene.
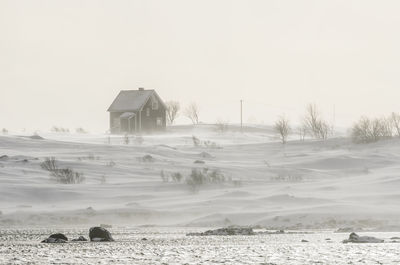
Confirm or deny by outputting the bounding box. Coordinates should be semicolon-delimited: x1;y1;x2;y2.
1;0;400;132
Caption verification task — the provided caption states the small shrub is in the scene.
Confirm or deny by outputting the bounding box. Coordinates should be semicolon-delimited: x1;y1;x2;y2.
52;168;85;184
215;120;229;133
185;168;228;191
160;168;234;191
204;140;221;149
76;127;87;134
77;154;99;161
191;136;220;149
171;172;183;182
51;126;70;133
271;174;303;182
192;135;200;147
40;157;58;172
40;157;84;184
106;160;116;167
139;154;154;163
160;170;168;182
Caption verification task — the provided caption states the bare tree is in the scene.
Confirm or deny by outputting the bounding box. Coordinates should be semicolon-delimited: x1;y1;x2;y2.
185;103;200;124
297;124;307;141
166;101;180;125
274;116;291;144
215;119;229;133
302;103;330;140
351;116;392;143
391;112;400;137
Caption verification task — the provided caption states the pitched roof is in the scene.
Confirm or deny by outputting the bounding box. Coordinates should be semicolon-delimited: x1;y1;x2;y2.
107;89;165;112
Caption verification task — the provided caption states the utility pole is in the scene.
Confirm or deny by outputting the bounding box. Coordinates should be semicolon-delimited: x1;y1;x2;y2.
240;99;243;132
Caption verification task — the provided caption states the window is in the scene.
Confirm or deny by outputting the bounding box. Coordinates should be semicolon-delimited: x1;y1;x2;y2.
146;108;150;116
152;100;158;110
156;117;162;126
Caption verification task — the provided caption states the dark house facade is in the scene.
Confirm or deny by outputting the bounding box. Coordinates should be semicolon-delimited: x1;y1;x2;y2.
107;88;167;134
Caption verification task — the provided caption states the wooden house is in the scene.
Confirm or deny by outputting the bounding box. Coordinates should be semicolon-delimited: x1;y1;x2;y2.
107;88;166;133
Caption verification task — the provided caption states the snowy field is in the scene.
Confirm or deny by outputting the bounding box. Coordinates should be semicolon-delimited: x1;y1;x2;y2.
1;124;400;263
1;227;400;264
0;124;399;229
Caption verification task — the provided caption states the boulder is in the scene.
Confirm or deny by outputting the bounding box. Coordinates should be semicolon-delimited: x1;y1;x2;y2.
30;134;44;140
140;155;154;162
49;233;68;241
301;239;309;243
41;238;67;243
199;152;213;159
343;232;384;243
41;233;68;243
71;236;88;242
89;227;114;242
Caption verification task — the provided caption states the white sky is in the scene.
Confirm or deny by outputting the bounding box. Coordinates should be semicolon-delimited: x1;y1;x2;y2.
1;0;400;132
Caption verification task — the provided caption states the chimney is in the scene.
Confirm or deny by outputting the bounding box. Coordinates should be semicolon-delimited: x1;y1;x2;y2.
138;87;144;91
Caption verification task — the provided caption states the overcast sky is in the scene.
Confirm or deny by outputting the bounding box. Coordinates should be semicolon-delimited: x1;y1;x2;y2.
1;0;400;132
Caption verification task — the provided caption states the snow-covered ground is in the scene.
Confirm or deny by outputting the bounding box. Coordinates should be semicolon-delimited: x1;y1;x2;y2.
1;227;400;264
0;124;399;230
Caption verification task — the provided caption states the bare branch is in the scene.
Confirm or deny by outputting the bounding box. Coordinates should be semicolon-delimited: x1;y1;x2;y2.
274;116;291;144
165;101;180;125
185;103;200;124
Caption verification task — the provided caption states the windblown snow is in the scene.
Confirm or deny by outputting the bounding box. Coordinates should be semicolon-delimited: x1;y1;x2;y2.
0;125;399;230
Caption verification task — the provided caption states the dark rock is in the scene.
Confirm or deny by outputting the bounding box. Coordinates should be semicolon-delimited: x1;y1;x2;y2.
141;238;148;241
30;134;44;140
0;155;8;161
325;238;331;241
391;237;400;240
89;226;114;242
140;155;154;162
194;160;205;164
41;238;67;243
301;239;309;242
71;236;88;242
343;232;384;243
187;227;255;236
49;233;68;241
199;152;213;159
